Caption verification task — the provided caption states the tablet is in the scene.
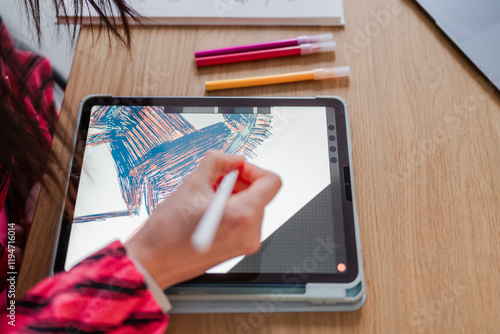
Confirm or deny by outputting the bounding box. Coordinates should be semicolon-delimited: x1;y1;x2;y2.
51;95;365;311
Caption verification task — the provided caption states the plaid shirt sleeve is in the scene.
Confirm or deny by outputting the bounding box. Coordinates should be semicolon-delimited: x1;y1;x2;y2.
1;19;169;333
1;241;169;333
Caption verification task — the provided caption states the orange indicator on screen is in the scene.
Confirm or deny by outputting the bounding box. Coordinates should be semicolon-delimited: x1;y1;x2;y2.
337;263;347;272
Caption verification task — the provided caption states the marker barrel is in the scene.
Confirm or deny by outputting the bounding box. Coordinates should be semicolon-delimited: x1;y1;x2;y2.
194;33;333;58
206;71;315;91
196;46;302;67
205;66;351;91
196;41;336;67
195;38;298;58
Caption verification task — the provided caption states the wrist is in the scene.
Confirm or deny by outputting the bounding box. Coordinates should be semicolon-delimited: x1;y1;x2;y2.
127;252;172;313
124;224;198;289
124;234;171;289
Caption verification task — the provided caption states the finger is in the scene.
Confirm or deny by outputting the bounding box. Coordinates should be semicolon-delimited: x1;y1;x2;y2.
239;162;273;184
232;177;251;193
232;167;281;207
229;163;268;193
204;150;245;177
189;150;245;186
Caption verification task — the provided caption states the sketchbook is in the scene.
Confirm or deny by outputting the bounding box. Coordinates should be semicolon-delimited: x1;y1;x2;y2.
58;0;345;26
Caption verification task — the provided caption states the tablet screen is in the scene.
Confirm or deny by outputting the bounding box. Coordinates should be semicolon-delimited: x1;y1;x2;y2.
63;100;352;283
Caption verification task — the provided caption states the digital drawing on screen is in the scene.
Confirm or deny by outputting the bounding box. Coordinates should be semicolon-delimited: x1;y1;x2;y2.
73;106;273;224
68;105;332;272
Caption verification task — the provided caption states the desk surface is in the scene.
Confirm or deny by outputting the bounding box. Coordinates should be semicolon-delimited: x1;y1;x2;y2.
18;0;500;332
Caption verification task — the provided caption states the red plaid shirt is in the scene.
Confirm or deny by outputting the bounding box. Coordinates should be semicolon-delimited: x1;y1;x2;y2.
0;19;168;333
2;242;168;333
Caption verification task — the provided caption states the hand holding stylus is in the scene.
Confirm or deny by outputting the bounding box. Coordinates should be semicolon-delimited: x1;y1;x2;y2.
125;151;281;289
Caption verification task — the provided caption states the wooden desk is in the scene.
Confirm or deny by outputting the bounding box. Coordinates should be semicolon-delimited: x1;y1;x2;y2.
18;0;500;332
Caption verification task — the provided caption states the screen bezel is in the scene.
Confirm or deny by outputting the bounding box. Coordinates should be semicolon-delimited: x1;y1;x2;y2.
53;96;359;284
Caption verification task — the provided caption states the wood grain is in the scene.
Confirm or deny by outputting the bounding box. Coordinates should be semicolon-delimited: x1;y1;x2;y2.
17;0;500;333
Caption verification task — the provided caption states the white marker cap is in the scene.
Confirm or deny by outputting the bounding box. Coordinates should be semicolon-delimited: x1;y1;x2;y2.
300;41;337;55
297;33;334;44
313;66;351;80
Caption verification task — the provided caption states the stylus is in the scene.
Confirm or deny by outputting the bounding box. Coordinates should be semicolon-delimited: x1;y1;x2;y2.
191;170;239;252
205;66;351;91
195;42;336;67
194;33;333;58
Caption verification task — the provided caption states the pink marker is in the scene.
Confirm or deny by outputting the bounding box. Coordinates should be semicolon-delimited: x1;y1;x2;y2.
196;42;337;67
194;33;334;58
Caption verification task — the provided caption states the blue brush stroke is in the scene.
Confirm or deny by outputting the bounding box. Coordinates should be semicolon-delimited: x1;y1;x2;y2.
74;106;272;223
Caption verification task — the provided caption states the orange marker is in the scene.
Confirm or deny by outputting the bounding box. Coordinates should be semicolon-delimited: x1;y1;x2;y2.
205;66;351;91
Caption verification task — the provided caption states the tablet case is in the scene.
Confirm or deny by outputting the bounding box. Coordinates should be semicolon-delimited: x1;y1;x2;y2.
51;95;365;313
